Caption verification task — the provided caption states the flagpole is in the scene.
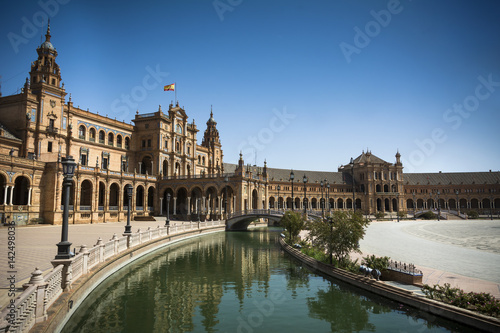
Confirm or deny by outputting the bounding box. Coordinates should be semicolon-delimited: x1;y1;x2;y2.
175;82;177;105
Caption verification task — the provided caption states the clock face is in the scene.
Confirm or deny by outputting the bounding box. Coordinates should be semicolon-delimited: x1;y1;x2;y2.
176;124;182;134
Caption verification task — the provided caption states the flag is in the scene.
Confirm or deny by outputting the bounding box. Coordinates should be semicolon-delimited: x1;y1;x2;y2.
164;84;175;91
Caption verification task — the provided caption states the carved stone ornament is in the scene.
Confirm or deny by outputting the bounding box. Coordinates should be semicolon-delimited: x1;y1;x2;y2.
50;100;56;108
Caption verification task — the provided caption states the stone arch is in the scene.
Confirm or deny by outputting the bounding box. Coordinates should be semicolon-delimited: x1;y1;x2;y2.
13;175;30;205
470;198;479;209
78;124;86;140
136;185;145;209
459;198;467;210
377;198;382;211
427;198;434;209
190;186;203;218
141;155;153;175
187;164;191;177
417;199;424;209
311;197;317;209
376;184;381;192
98;130;105;144
391;184;397;192
176;187;189;217
346;198;353;209
162;159;169;177
162;187;174;216
89;127;96;142
406;199;414;209
98;181;106;208
108;132;114;146
392;198;397;212
269;197;276;209
175;162;181;175
219;185;234;215
147;186;155;211
384;184;389;192
355;198;362;210
125;136;130;149
0;173;6;204
384;198;390;211
116;134;122;148
79;179;92;208
122;184;133;209
286;197;293;210
109;183;120;208
338;198;344;210
295;197;301;210
449;198;456;210
252;189;258;209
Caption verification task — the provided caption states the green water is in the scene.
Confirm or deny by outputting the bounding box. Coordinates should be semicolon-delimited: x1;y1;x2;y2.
62;228;478;332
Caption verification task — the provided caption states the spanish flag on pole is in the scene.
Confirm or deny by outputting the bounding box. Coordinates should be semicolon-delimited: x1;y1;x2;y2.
164;83;175;91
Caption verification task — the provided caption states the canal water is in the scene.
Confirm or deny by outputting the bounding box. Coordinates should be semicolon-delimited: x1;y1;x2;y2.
62;228;478;332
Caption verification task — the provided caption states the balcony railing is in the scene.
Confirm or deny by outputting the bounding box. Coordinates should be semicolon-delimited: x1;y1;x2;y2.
46;126;59;134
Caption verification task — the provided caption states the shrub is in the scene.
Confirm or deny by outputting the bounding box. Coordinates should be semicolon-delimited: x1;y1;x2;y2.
301;245;328;263
374;211;385;220
421;211;436;220
421;283;500;318
398;211;407;218
467;210;479;219
362;254;390;272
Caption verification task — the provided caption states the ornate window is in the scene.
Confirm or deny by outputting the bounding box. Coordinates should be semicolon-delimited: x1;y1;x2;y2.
78;125;86;140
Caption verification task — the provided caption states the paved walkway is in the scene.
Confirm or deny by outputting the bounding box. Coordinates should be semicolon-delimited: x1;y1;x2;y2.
356;219;500;298
0;218;197;309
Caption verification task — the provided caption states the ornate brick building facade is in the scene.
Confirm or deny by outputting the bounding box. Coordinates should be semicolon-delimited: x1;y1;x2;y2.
1;25;499;225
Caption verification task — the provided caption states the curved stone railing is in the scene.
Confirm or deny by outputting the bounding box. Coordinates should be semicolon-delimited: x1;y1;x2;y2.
0;221;224;333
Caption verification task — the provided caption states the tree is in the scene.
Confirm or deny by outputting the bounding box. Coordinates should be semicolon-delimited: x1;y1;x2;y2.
279;211;305;243
308;211;370;267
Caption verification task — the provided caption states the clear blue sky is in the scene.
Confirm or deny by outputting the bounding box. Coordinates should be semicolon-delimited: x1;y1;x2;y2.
1;0;499;173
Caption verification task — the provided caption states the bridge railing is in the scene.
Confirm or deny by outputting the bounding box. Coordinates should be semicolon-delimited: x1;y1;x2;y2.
0;220;225;333
228;209;284;219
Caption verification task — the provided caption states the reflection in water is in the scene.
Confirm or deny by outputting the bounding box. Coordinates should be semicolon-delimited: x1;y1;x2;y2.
63;229;480;333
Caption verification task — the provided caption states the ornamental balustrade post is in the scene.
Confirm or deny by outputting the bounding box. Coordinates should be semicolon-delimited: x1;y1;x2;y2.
110;233;119;255
95;237;104;263
137;229;142;243
79;244;89;274
22;268;48;323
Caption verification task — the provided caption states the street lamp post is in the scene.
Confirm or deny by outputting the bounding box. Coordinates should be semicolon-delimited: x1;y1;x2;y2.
290;170;295;211
303;174;308;214
197;198;201;222
277;185;281;211
455;190;460;216
413;191;416;220
437;191;441;221
224;176;228;219
166;193;171;226
328;217;334;265
55;156;76;260
490;193;493;220
320;180;324;217
124;184;133;234
396;192;400;222
326;181;330;214
350;157;355;213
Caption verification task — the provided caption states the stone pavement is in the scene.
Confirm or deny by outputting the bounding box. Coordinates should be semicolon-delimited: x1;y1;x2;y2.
0;217;191;309
355;219;500;299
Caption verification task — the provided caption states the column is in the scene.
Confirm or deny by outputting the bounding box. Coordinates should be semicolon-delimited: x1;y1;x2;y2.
160;197;163;215
138;162;142;174
202;197;206;214
187;197;191;215
3;185;9;205
173;197;177;215
27;187;32;206
9;186;14;205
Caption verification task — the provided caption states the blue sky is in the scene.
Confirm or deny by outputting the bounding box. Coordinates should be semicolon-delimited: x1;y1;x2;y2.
1;0;499;173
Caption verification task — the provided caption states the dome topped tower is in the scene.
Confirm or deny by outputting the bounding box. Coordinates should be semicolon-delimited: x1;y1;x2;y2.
29;20;63;93
201;107;223;174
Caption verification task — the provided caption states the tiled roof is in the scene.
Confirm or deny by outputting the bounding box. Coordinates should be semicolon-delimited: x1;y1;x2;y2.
352;151;389;165
0;122;21;141
224;163;500;186
404;172;500;186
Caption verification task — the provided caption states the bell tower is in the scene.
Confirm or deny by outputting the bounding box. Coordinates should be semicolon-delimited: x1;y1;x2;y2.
202;107;223;174
29;20;64;96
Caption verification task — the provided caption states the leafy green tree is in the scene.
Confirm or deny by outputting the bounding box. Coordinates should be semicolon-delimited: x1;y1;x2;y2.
307;211;370;267
362;254;390;272
279;211;305;243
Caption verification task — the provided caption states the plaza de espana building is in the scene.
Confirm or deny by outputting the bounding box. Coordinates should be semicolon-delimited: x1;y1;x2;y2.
1;25;499;225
